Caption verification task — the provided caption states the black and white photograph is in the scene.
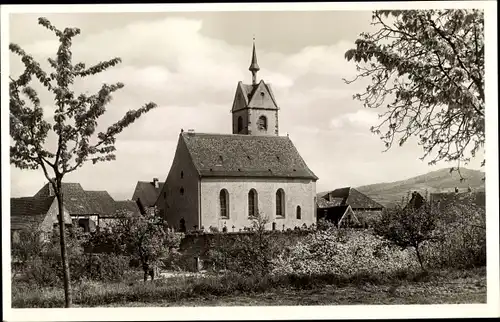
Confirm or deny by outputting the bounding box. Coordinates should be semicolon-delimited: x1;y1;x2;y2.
1;1;499;320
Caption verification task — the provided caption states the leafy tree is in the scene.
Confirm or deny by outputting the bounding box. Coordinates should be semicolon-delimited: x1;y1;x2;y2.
344;10;484;176
108;211;176;282
374;202;439;271
9;17;157;307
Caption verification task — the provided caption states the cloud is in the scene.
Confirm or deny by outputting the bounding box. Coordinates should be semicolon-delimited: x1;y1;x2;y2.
330;109;380;129
8;13;485;199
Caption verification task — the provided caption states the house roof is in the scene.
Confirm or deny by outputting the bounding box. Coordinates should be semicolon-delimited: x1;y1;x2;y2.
132;180;164;207
317;187;383;209
34;182;141;216
86;191;116;214
10;196;55;230
181;132;318;180
316;196;344;208
112;200;142;218
232;80;279;112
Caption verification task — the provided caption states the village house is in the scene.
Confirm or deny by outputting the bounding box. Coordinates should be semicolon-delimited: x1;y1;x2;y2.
32;182;141;232
155;41;319;232
316;187;384;227
131;178;165;214
317;204;361;228
10;196;73;243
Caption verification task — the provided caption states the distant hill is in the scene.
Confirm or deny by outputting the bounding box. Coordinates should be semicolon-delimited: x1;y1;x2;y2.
356;167;485;207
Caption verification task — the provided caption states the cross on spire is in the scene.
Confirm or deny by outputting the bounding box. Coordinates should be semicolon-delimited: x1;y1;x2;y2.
249;36;260;85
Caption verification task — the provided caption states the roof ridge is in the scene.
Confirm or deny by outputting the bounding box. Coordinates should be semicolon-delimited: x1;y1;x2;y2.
182;132;290;138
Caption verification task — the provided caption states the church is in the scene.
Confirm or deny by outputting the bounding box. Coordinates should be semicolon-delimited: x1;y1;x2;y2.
155;41;319;232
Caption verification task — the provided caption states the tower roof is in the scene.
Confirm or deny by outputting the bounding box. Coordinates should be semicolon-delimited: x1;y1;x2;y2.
249;39;260;72
231;80;279;112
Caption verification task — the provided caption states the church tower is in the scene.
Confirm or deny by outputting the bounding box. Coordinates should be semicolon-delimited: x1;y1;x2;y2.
231;39;279;136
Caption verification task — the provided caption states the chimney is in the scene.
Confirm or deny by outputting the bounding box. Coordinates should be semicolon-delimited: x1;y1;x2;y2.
153;178;159;189
187;129;195;136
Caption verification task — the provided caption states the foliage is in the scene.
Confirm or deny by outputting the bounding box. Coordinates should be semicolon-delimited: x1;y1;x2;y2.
374;202;439;270
207;212;281;276
98;212;181;280
13;226;129;287
423;202;486;268
316;217;338;231
11;224;46;279
344;10;485;171
84;254;130;282
272;227;418;276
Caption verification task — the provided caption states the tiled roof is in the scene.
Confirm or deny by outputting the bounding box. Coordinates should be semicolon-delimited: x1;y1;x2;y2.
10;196;55;230
316;196;344;209
34;182;141;216
112;200;141;218
34;183;91;214
181;132;318;180
132;181;164;207
317;187;383;210
86;191;116;214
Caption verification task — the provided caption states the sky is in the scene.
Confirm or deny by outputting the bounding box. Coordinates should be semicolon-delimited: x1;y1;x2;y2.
7;9;486;201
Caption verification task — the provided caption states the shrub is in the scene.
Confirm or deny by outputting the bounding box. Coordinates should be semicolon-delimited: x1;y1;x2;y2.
207;212;282;277
85;254;129;282
271;227;418;277
422;202;486;269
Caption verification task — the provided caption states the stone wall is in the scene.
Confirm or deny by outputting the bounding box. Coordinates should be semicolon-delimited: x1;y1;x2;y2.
178;230;313;270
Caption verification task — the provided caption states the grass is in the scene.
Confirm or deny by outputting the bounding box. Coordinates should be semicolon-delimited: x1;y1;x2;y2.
12;267;486;308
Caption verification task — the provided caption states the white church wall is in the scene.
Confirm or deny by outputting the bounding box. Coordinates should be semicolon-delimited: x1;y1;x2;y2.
200;177;316;231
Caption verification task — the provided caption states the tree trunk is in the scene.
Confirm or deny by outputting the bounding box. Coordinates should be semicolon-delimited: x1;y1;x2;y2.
415;243;426;272
55;179;73;308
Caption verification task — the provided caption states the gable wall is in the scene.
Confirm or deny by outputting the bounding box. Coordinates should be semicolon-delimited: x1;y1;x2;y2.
157;136;200;231
200;177;316;231
40;199;72;231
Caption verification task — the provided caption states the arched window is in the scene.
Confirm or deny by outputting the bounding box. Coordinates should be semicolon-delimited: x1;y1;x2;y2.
296;205;302;219
257;115;267;131
248;189;258;217
276;189;285;218
220;189;229;218
237;116;243;133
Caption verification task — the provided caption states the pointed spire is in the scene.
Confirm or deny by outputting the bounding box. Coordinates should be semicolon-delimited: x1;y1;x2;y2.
249;36;260;85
